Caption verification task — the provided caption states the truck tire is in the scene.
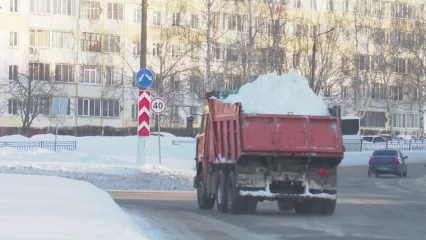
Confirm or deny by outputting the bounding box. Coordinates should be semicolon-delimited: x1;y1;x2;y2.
216;170;228;213
197;173;215;210
321;199;336;216
226;171;245;214
244;198;257;214
277;199;294;212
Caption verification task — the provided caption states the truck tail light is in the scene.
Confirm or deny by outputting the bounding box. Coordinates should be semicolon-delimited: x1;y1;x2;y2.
319;169;327;175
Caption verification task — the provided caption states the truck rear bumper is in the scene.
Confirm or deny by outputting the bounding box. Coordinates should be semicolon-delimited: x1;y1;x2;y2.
239;189;336;201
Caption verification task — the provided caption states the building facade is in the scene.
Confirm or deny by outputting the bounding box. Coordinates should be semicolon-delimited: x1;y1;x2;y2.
0;0;425;136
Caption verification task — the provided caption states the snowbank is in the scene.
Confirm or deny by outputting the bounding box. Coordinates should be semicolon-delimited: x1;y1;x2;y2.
0;173;152;239
0;134;196;172
221;72;330;116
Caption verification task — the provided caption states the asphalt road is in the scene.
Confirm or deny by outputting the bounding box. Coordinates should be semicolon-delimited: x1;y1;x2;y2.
113;162;426;240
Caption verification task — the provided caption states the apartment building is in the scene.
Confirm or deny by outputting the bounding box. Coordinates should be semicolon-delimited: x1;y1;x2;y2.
0;0;425;136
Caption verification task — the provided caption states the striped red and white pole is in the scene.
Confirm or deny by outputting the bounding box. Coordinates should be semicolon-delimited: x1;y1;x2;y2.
138;90;151;136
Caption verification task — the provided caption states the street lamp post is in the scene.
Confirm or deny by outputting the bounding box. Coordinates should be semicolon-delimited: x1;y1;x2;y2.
310;27;336;92
137;0;148;165
140;0;147;70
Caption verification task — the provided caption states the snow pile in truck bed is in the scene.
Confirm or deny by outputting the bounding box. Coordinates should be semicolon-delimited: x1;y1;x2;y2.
221;72;330;116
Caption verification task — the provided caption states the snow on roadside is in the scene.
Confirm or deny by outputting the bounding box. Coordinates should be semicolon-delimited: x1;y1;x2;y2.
0;173;153;240
0;134;196;191
0;166;194;191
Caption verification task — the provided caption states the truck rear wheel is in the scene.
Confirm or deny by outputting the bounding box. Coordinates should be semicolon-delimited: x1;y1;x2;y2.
244;198;257;213
321;199;336;216
197;173;215;210
226;171;245;214
216;170;228;213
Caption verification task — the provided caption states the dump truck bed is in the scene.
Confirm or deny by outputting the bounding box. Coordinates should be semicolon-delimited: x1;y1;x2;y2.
207;98;344;164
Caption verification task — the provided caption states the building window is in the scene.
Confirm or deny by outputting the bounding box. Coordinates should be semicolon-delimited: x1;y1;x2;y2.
9;65;19;80
293;53;301;68
133;8;141;24
356;54;371;71
392;114;405;128
133;41;140;56
293;0;301;8
105;67;123;85
55;64;75;82
8;99;18;115
310;0;316;10
341;86;348;99
79;66;101;84
53;0;76;16
9;32;18;47
191;14;199;28
327;0;334;12
29;0;51;14
371;84;386;99
131;103;137;120
102;100;120;118
171;44;183;59
29;29;50;48
107;3;123;20
191;46;199;59
360;111;386;128
342;0;349;13
172;12;181;26
406;114;420;128
152;11;161;26
52;31;73;49
80;1;100;19
81;32;102;52
77;98;101;117
33;96;51;115
29;63;50;81
103;35;120;53
390;86;403;101
10;0;19;13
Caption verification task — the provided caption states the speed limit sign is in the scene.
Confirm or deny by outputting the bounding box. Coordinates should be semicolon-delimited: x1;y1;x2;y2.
151;97;167;115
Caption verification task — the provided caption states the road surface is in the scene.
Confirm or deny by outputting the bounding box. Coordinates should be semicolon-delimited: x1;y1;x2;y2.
112;163;426;240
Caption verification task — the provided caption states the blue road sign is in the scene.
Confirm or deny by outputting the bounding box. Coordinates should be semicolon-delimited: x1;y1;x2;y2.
136;68;155;88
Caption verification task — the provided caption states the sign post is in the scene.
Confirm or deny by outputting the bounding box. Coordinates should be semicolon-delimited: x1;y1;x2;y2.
51;97;69;152
151;97;167;165
135;68;155;165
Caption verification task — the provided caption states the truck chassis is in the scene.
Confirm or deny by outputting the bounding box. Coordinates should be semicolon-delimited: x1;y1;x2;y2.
195;156;340;215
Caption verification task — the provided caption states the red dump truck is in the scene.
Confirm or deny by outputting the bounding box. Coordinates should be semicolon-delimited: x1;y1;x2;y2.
193;91;344;215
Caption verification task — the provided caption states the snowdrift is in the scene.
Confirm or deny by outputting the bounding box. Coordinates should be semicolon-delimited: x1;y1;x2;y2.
0;134;196;172
221;72;330;116
0;174;149;239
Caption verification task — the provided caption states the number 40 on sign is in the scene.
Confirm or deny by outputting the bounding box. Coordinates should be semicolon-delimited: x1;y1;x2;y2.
151;97;167;115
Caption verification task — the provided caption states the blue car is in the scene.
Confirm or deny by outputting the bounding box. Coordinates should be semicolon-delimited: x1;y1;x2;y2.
368;149;408;178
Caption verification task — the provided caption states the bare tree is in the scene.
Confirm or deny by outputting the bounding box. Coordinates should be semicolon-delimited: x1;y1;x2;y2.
0;62;66;135
407;19;426;135
177;0;231;91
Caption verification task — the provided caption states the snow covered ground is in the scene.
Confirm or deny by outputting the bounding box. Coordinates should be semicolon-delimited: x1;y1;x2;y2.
1;134;425;191
0;173;165;240
0;134;196;191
